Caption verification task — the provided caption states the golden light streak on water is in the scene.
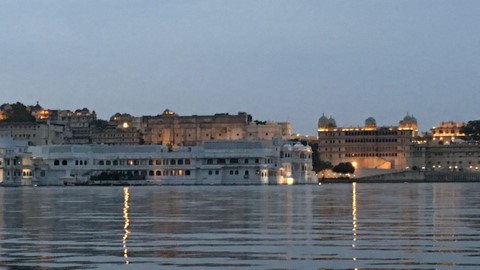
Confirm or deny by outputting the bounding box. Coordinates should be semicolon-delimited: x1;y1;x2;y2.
122;187;130;264
352;182;357;261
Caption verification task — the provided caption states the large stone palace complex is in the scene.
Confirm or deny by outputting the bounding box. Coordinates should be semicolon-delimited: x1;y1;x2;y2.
317;114;480;177
317;114;418;173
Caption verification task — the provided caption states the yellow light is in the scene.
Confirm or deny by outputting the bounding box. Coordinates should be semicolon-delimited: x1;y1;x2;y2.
123;122;129;128
352;161;357;168
122;187;130;264
286;177;294;185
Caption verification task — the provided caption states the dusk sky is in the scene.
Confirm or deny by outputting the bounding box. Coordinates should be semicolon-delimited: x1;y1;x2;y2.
1;0;479;135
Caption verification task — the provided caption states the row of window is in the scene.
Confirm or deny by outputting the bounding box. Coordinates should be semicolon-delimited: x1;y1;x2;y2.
4;170;32;178
432;130;459;134
345;153;398;157
11;134;36;138
97;159;192;166
148;169;191;176
427;161;480;165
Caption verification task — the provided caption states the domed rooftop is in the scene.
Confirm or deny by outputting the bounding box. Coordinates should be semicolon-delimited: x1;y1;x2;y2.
318;113;336;129
283;144;293;151
318;114;329;127
292;142;311;152
328;116;336;127
365;117;376;128
293;142;305;150
162;108;176;116
402;113;417;123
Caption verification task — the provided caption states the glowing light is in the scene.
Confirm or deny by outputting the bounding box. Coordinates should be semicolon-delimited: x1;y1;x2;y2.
286;177;294;185
352;182;357;255
122;122;129;128
122;187;130;264
352;161;357;168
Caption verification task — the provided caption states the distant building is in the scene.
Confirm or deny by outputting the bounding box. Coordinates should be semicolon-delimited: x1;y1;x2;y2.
410;142;480;172
143;110;290;146
92;126;143;145
0;122;65;145
317;114;418;174
430;121;465;144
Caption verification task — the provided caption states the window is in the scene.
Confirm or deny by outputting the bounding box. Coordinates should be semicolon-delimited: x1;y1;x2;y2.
235;170;239;175
113;160;118;166
207;159;213;164
156;171;161;176
217;159;226;164
54;160;60;166
178;159;183;165
215;170;219;175
99;160;105;166
170;160;176;165
230;170;234;175
209;170;213;175
106;160;111;166
185;159;191;165
149;171;154;176
230;158;238;164
185;170;191;176
62;160;67;166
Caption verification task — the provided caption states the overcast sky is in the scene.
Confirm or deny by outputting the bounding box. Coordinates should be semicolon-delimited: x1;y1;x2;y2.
1;0;479;134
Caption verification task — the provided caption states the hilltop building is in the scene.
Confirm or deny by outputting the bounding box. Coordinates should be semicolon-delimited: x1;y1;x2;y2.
430;121;465;144
142;110;290;147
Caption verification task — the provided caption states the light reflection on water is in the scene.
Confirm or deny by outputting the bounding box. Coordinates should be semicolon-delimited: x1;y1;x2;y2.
0;183;480;269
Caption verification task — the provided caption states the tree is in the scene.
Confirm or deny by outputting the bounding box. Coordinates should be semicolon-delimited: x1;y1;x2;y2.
4;102;36;122
461;120;480;141
333;162;355;174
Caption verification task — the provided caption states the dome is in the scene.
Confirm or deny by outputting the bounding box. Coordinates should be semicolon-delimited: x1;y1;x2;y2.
318;113;336;129
162;108;176;116
318;114;329;128
365;117;376;128
402;113;417;124
328;116;337;127
293;142;305;150
283;144;293;151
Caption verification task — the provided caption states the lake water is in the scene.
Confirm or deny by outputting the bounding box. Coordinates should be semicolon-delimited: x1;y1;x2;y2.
1;183;480;269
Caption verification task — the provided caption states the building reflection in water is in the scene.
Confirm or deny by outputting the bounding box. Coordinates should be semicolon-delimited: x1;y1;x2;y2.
352;182;358;265
123;187;130;264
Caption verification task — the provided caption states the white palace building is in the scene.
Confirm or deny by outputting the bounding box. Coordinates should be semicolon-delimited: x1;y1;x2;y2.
0;137;316;186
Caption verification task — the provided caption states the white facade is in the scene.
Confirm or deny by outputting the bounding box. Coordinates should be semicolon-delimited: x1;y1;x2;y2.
0;138;34;186
1;139;316;186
